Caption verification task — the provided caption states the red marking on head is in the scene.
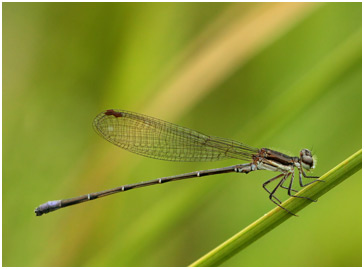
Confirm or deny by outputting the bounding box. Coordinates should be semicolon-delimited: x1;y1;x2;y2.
105;109;123;118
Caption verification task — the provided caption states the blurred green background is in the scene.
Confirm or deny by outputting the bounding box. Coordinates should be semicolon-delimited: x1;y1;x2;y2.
3;2;361;267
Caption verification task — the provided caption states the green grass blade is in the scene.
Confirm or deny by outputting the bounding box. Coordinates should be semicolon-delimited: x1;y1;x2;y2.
189;149;362;267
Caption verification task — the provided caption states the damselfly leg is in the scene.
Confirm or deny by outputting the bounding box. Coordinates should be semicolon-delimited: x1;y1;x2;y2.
267;173;296;215
299;168;324;187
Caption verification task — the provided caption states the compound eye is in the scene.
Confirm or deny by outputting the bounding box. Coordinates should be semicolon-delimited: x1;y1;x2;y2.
300;149;314;169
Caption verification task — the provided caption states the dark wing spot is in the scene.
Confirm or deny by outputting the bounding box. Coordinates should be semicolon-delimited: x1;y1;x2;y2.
105;109;123;118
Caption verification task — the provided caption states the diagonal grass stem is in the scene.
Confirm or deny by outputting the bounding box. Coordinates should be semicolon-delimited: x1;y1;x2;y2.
189;149;362;267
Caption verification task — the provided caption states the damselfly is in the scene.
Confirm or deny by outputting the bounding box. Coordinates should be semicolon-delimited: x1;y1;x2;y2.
35;109;322;216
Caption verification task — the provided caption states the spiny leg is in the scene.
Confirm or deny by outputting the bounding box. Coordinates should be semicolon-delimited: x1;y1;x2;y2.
262;174;284;204
299;168;324;187
288;172;317;202
302;169;320;179
268;173;297;216
280;184;298;193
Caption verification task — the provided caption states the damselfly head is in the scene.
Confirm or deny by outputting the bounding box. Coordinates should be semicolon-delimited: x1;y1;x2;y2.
300;149;315;170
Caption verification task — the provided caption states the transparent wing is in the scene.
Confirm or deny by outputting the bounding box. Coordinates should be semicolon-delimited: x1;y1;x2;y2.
93;109;259;162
